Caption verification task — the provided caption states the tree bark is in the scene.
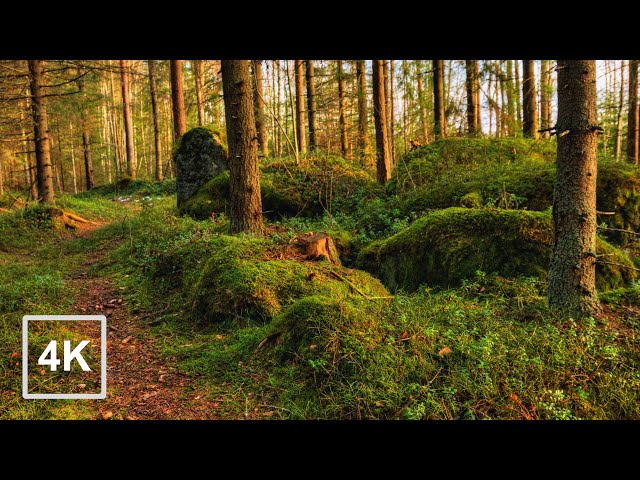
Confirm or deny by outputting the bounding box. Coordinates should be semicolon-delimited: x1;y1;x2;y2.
505;60;515;136
614;60;625;161
170;59;187;139
148;60;163;181
433;60;445;139
514;60;522;131
416;61;429;141
305;60;317;151
252;60;270;157
540;60;552;138
465;60;478;135
194;60;206;126
221;60;263;235
389;60;396;165
627;60;639;164
337;60;348;158
294;60;306;155
522;60;538;138
119;60;136;178
76;71;94;190
27;60;55;203
474;60;481;134
548;60;600;316
372;60;391;184
356;60;370;155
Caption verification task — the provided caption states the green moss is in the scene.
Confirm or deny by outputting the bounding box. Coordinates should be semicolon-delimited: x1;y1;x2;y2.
183;234;388;323
182;155;382;221
357;207;636;292
460;191;483;208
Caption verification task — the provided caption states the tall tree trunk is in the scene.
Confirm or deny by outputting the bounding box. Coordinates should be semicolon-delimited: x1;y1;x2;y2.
194;60;206;126
465;60;478;135
170;59;187;139
221;60;263;235
474;60;481;134
416;61;429;141
119;60;136;178
148;60;163;181
252;60;270;157
27;60;55;203
305;60;317;151
337;60;348;158
294;60;307;155
76;71;94;190
522;60;538;138
69;120;78;194
372;60;391;184
514;60;522;131
433;60;445;140
548;60;600;316
356;60;370;155
389;60;396;164
628;60;639;164
614;60;626;161
540;60;552;138
506;60;516;136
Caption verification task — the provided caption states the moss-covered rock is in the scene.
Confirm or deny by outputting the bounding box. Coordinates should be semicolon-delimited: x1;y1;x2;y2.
398;157;640;245
182;155;382;220
175;126;228;211
187;234;389;322
357;207;636;292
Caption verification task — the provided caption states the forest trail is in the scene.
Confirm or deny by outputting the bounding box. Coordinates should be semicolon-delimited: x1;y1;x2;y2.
64;222;221;420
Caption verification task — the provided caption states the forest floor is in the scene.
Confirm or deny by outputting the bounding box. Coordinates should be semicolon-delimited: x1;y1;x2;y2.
64;222;221;420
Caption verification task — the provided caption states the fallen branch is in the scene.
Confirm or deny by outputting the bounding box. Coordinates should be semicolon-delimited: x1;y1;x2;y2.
323;267;395;301
596;211;616;215
597;225;640;236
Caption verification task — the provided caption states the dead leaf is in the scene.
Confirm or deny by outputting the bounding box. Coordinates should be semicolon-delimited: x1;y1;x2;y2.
102;411;113;420
9;352;19;358
263;411;274;417
121;335;133;344
309;344;317;350
375;401;384;407
438;347;453;357
212;402;219;409
215;335;223;341
159;374;166;383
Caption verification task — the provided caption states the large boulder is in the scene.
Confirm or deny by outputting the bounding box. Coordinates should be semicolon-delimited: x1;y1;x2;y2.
174;127;228;211
357;207;636;292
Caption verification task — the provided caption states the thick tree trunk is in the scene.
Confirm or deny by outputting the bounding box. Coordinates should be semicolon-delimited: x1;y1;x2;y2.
614;60;625;160
76;72;94;190
194;60;206;127
356;60;370;155
221;60;263;235
337;60;348;158
27;60;55;203
372;60;391;184
148;60;163;181
416;61;429;141
433;60;445;139
627;60;639;164
170;60;187;139
548;60;600;316
119;60;136;178
305;60;317;151
252;60;269;157
465;60;478;135
505;60;516;135
522;60;538;139
294;60;306;155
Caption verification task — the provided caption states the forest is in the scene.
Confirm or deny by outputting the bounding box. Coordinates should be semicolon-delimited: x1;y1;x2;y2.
0;59;639;420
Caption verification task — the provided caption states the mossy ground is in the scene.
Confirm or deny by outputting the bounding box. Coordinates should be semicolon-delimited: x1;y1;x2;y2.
2;138;640;420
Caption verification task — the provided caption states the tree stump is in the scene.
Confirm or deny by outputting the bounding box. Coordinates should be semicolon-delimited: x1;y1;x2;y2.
297;233;341;266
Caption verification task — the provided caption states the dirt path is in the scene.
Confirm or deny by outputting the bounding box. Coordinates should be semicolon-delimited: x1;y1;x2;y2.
65;223;220;420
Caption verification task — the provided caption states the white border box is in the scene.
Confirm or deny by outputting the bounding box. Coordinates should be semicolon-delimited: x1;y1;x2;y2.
22;315;107;399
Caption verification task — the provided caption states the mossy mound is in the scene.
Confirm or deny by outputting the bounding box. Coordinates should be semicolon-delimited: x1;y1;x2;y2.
182;155;381;220
395;137;556;192
187;234;389;323
357;207;636;292
397;158;640;245
175;126;228;211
